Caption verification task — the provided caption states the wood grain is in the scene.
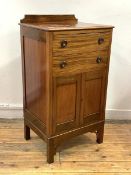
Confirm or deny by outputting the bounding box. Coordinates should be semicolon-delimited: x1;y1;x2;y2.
53;29;112;52
20;15;113;31
20;14;78;24
53;50;108;76
20;15;114;163
23;35;48;125
52;29;112;76
52;74;81;134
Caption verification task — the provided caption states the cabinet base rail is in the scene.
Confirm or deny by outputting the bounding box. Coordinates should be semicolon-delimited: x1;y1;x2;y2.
24;111;104;163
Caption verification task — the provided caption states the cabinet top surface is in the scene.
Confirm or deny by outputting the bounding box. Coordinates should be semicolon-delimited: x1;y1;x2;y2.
20;14;114;31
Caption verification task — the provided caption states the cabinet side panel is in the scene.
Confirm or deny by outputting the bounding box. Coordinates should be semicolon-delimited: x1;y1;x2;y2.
23;36;48;125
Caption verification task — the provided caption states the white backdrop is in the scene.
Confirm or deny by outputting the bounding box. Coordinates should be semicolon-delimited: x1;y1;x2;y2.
0;0;131;119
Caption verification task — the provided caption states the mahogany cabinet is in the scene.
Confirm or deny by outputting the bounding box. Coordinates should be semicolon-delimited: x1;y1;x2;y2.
20;15;114;163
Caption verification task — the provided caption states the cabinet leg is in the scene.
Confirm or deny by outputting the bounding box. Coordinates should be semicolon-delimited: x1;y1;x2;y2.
47;139;55;164
96;125;104;144
24;124;30;140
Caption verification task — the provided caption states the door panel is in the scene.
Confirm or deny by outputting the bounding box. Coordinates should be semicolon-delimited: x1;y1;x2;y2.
81;70;106;125
84;78;101;116
56;83;76;124
53;74;81;134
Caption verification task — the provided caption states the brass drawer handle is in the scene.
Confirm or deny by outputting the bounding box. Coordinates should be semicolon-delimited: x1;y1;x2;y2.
98;37;104;44
61;40;67;48
59;61;67;68
96;57;102;64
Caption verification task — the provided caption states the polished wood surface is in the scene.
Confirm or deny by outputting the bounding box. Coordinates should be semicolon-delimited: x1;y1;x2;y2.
53;50;109;76
52;29;112;76
52;74;81;134
20;15;114;31
20;22;114;32
20;14;78;24
0;119;131;174
81;70;106;125
24;37;47;124
52;29;112;50
20;14;114;163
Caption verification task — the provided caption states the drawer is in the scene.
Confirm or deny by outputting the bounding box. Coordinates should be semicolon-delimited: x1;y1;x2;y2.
52;29;112;57
52;50;109;76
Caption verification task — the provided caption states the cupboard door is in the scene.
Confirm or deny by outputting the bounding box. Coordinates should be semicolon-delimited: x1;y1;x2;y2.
81;70;107;125
53;74;81;134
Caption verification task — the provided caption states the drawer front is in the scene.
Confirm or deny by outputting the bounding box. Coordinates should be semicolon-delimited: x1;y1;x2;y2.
52;29;112;76
53;50;109;76
53;29;112;54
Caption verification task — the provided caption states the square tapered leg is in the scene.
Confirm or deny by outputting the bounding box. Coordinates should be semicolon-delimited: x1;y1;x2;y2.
96;125;104;144
24;123;30;140
47;139;55;163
